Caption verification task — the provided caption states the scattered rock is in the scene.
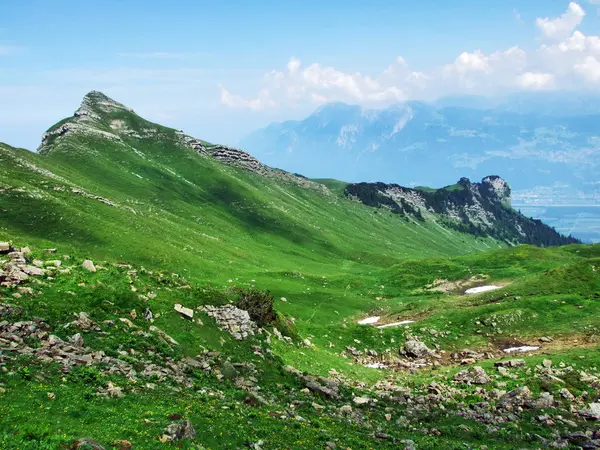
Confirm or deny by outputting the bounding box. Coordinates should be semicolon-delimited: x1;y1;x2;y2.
539;336;553;343
353;396;371;406
454;366;491;385
535;392;554;409
579;403;600;420
73;438;106;450
403;340;431;358
111;440;132;450
82;259;96;272
494;359;525;368
174;304;194;320
202;305;256;340
164;420;196;441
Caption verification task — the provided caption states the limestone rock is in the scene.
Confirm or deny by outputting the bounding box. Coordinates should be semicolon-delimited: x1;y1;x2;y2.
494;359;525;368
453;366;490;385
164;420;196;441
403;340;430;358
82;259;96;272
579;403;600;420
74;438;106;450
0;242;10;253
174;304;194;320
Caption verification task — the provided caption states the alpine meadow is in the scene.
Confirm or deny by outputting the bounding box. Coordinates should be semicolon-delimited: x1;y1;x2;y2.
0;90;599;450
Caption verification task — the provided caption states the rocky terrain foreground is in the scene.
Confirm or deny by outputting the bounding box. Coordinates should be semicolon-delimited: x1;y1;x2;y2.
0;92;599;449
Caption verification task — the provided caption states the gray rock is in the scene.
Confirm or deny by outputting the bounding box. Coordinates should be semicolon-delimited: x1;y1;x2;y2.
579;403;600;420
174;304;193;320
0;242;10;253
497;386;533;410
454;366;491;385
73;438;106;449
536;392;555;409
494;359;525;368
403;340;430;358
164;420;196;440
71;333;84;347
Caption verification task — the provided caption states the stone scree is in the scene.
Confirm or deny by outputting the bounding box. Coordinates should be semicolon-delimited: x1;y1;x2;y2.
201;305;256;340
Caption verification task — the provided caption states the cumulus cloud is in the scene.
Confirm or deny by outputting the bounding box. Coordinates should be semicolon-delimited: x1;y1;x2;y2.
536;2;585;41
219;2;600;110
516;72;555;89
575;56;600;82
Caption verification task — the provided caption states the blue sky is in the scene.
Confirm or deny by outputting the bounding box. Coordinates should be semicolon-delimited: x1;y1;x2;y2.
1;0;600;149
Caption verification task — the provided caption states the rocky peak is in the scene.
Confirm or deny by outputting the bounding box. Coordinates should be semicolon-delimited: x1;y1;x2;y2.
76;91;133;119
480;175;511;205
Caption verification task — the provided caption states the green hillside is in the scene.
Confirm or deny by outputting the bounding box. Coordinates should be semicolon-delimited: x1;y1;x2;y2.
1;92;599;450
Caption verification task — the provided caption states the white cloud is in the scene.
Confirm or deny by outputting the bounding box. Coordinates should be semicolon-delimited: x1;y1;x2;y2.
536;2;585;41
287;57;301;74
514;9;524;24
218;84;275;111
575;56;600;81
516;72;555;89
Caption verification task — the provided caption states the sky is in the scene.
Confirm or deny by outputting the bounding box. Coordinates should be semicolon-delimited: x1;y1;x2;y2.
1;0;600;150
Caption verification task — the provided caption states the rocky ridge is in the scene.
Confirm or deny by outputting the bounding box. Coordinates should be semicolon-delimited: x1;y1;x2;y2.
345;176;579;246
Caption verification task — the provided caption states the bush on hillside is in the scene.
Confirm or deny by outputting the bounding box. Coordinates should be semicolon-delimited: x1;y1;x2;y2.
234;288;278;326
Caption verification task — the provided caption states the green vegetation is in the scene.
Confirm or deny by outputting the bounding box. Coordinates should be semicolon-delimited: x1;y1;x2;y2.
1;92;598;449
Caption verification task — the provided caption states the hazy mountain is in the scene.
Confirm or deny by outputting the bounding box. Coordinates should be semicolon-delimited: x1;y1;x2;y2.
241;97;600;205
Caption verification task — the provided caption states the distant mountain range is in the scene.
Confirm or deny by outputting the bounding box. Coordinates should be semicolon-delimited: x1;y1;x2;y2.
240;94;600;206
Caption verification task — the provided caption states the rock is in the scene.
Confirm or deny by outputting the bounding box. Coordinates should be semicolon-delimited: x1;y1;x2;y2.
339;405;353;414
559;388;575;401
80;259;96;272
73;438;106;449
71;333;84;347
400;440;416;450
44;248;56;254
0;242;10;253
22;265;45;276
303;338;313;347
403;340;430;358
497;386;532;410
539;336;553;343
149;326;179;346
174;304;194;320
542;359;553;369
202;305;256;340
454;366;491;385
579;403;600;420
106;382;124;398
144;308;153;322
353;396;371;406
494;359;525;368
164;420;196;441
20;247;31;255
111;440;132;450
536;392;555;409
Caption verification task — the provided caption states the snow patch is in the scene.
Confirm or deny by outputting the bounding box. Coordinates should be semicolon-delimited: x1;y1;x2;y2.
358;316;380;325
503;345;540;353
376;320;415;329
364;362;389;369
465;285;503;295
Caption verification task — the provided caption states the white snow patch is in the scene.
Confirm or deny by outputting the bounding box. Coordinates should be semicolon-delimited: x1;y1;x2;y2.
465;285;503;295
376;320;415;329
503;345;540;353
358;316;380;325
365;362;389;369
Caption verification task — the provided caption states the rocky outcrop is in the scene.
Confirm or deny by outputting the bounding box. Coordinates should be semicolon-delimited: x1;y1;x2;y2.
345;176;580;246
202;304;256;340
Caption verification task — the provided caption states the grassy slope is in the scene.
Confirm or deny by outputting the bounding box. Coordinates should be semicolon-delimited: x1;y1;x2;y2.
1;98;599;449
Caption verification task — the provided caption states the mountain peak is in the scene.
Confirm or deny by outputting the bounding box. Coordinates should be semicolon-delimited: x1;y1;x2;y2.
76;91;133;119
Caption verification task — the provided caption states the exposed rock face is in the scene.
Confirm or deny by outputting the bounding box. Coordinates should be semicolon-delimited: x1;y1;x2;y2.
202;305;256;340
345;177;579;246
0;248;47;287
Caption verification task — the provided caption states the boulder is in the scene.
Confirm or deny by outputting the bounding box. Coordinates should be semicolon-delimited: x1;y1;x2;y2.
497;386;532;410
535;392;554;409
164;420;196;441
579;403;600;420
453;366;491;385
174;304;194;320
82;259;96;272
494;359;525;368
403;340;430;358
0;242;10;253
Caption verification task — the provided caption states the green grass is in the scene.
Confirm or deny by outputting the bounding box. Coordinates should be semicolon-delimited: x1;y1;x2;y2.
1;94;599;449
